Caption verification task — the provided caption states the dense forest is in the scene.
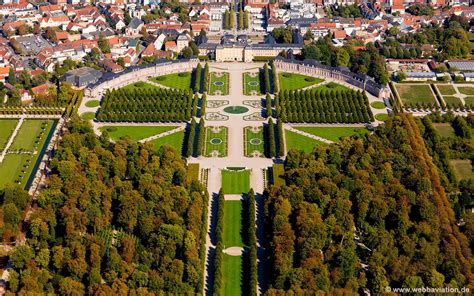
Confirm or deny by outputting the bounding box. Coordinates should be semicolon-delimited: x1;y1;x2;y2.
302;37;389;85
264;114;472;294
5;118;208;294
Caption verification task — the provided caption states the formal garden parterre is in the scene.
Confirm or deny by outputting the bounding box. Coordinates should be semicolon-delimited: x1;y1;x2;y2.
244;126;265;157
243;72;262;95
204;126;228;157
209;72;230;95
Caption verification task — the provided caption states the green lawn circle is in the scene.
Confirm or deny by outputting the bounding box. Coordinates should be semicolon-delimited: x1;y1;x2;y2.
85;100;100;108
210;138;223;145
249;138;262;145
223;106;249;114
81;112;95;120
375;113;389;121
371;101;386;109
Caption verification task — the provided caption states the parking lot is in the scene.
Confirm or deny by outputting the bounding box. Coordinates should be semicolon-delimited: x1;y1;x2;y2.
15;35;52;55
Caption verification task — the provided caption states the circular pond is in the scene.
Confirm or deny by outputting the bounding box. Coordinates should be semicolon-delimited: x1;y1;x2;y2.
210;138;223;145
214;81;225;86
223;106;249;114
249;138;262;145
248;81;259;87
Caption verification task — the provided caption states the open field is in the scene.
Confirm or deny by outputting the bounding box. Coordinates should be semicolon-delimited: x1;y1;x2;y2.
209;72;229;95
0;120;18;150
187;163;200;183
149;72;192;90
222;254;243;296
243;73;261;95
223;201;244;247
395;84;436;105
204;127;228;157
100;125;177;142
244;127;265;157
433;123;455;138
10;120;54;151
121;81;159;91
148;130;185;154
436;85;456;96
222;169;250;195
371;101;386;109
272;164;286;186
458;86;474;96
285;130;324;153
294;126;369;142
443;96;462;106
465;96;474;107
450;159;473;181
278;72;323;91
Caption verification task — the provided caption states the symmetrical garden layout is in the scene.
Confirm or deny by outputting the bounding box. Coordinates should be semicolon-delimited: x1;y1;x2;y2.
76;61;389;295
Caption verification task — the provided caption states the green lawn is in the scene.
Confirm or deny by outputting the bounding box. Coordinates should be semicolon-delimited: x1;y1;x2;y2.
0;119;18;150
465;96;474;107
149;72;192;90
443;96;463;106
81;112;95;120
314;82;350;92
395;84;436;105
243;73;261;95
209;72;229;95
222;254;243;296
187;163;200;183
245;127;265;157
294;127;369;142
10;120;53;151
285;130;324;153
375;113;389;121
121;81;159;91
221;169;250;195
148;130;185;154
458;87;474;96
0;154;35;188
272;164;286;186
433;123;455;138
450;159;473;181
278;72;324;91
436;85;456;96
205;127;228;157
371;101;386;109
0;120;55;189
85;100;100;108
223;201;244;247
100;125;177;142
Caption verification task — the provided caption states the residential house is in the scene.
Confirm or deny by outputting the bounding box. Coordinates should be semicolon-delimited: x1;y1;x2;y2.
126;17;144;36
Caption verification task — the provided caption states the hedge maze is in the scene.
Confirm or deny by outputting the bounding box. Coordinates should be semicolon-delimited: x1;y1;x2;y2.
276;88;374;123
97;88;196;122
